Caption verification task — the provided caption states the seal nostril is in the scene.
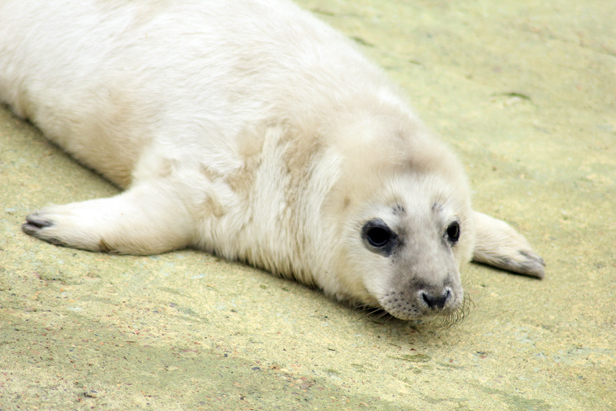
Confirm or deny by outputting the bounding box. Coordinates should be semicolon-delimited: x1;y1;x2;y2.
422;292;432;306
421;289;451;310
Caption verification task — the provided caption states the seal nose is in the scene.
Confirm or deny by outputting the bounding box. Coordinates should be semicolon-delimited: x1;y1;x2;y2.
420;288;451;309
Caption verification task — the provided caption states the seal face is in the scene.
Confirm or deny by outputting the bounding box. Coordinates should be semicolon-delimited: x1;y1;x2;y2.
331;163;473;319
0;0;545;321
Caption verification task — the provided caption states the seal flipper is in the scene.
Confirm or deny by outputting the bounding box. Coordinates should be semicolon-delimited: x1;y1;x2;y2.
472;211;545;279
22;181;195;255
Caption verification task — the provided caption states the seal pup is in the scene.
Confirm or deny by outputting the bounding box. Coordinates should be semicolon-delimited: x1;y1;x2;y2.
0;0;544;320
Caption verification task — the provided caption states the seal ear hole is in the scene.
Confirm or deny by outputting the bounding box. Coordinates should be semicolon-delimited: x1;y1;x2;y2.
446;221;460;244
362;219;396;252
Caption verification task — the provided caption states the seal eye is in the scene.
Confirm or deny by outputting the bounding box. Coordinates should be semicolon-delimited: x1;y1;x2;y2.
446;221;460;244
366;226;392;248
362;219;397;254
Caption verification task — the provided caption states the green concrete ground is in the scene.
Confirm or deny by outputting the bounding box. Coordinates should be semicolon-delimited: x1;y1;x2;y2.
1;0;615;409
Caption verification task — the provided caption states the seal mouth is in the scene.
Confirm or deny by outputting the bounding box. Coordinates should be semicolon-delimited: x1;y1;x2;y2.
360;294;472;327
377;288;465;321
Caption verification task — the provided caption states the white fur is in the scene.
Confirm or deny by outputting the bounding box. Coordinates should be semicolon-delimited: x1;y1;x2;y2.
0;0;544;319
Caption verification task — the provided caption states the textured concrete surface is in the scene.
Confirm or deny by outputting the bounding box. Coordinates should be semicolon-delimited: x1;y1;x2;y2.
1;0;615;409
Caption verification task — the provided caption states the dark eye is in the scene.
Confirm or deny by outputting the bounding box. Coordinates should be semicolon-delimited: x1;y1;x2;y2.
446;221;460;244
362;219;396;254
366;226;392;247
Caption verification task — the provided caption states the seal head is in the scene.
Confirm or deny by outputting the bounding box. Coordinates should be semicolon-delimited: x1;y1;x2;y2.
324;112;474;320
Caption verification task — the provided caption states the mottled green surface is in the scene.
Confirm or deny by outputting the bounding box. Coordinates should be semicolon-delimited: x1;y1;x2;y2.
1;0;615;409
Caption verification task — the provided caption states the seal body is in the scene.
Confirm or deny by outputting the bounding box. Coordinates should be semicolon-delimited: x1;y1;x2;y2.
0;0;544;320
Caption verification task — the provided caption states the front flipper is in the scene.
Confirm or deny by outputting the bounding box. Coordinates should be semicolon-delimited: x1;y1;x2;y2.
472;211;545;278
22;181;195;255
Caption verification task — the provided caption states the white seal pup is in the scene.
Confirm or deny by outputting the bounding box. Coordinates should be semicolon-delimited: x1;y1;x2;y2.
0;0;544;320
